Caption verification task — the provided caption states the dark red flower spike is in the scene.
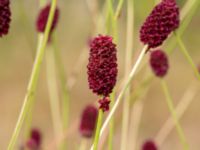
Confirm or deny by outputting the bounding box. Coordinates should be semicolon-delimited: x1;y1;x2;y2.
140;0;179;48
36;3;59;33
98;97;110;112
79;105;98;138
142;140;158;150
150;50;169;78
26;128;41;150
87;35;118;97
0;0;11;37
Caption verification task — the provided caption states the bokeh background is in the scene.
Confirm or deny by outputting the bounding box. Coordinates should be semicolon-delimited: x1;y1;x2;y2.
0;0;200;149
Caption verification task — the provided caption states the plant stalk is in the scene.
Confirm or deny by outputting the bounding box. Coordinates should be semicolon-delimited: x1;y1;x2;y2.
7;0;57;149
161;80;189;150
120;0;134;149
93;109;104;150
174;31;200;81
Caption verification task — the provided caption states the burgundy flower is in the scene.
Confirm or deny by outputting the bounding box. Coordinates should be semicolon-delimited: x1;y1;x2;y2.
79;105;98;138
150;50;169;78
30;128;41;146
142;140;157;150
98;97;110;112
26;128;41;150
87;35;118;97
140;0;179;48
36;3;59;33
0;0;11;37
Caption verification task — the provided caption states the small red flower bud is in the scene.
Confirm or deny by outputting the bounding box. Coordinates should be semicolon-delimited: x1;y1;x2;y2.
150;50;169;78
0;0;11;37
30;128;41;147
142;140;157;150
79;105;98;138
98;97;110;112
87;35;118;97
36;3;59;33
26;128;41;150
140;0;179;48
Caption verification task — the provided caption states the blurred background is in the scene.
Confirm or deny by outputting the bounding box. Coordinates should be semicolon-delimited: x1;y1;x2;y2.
0;0;200;149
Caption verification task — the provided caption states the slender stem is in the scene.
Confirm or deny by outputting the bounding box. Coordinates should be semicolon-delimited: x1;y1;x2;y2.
156;82;198;146
106;0;114;35
108;93;115;150
79;139;87;150
167;0;200;54
52;34;70;131
181;0;196;20
24;0;47;138
45;46;63;149
161;80;189;150
7;0;57;149
174;31;200;81
93;109;104;150
90;45;148;150
121;0;134;149
114;0;124;20
129;100;144;150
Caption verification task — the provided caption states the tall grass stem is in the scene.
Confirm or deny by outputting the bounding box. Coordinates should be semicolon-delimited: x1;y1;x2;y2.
7;0;57;149
93;109;104;150
46;46;63;149
120;0;134;149
156;82;198;146
161;80;189;150
174;31;200;81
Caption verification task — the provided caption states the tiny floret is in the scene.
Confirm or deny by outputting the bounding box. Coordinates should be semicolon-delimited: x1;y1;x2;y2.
26;128;41;150
87;35;118;97
98;97;110;112
36;3;59;33
150;50;169;78
140;0;179;48
79;105;98;138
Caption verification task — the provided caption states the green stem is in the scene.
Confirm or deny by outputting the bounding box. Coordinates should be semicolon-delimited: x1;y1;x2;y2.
156;81;198;146
174;31;200;81
7;0;57;149
114;0;124;19
23;0;47;138
93;109;104;150
52;34;70;131
167;0;200;54
108;93;115;150
46;46;63;149
121;0;134;149
161;80;189;150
